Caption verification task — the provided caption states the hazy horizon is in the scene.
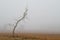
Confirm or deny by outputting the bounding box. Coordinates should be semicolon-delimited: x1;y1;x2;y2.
0;0;60;34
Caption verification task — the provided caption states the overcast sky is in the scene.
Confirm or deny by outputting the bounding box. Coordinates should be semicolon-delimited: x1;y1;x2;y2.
0;0;60;34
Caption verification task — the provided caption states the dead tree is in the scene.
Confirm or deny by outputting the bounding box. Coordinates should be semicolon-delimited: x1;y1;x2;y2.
12;8;28;37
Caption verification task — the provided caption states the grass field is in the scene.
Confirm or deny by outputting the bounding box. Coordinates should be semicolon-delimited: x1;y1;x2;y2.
0;33;60;40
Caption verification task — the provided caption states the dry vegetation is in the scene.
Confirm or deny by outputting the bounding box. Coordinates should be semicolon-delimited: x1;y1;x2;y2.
0;33;60;40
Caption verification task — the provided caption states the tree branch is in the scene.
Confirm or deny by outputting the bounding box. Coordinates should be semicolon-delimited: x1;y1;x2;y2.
12;8;28;37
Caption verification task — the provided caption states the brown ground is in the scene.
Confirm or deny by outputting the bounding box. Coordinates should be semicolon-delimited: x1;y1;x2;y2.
0;33;60;40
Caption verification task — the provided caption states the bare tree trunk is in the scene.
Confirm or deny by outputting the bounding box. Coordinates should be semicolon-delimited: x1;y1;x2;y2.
12;8;28;37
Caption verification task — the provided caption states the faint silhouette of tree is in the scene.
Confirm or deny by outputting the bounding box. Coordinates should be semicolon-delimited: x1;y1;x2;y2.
12;7;28;37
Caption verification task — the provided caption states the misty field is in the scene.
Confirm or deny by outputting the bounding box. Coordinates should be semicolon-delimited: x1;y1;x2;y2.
0;33;60;40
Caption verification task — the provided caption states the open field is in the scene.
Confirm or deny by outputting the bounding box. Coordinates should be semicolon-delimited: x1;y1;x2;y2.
0;33;60;40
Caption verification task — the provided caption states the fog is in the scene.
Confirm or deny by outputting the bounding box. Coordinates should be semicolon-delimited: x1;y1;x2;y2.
0;0;60;34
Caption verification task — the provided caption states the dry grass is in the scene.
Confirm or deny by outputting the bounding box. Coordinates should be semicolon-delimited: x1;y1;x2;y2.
0;33;60;40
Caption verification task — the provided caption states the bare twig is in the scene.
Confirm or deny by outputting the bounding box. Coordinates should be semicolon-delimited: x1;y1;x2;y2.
12;8;28;37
